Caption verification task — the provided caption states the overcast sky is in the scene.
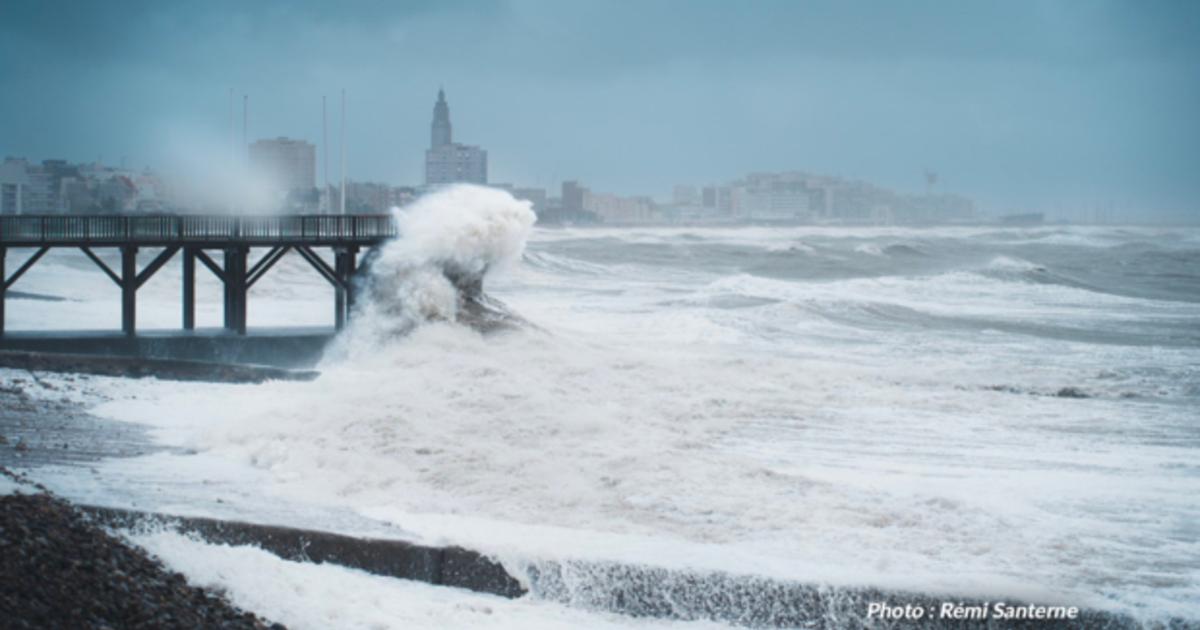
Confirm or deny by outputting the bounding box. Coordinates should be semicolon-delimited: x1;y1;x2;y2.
1;0;1197;218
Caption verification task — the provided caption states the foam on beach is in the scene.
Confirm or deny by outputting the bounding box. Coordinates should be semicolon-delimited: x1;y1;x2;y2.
10;221;1200;624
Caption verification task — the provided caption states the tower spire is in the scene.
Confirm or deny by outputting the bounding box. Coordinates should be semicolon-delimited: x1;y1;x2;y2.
431;88;451;149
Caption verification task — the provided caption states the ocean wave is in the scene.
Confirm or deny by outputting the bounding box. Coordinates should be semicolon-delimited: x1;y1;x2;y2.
681;267;1200;350
522;250;615;275
328;184;535;355
882;243;925;257
986;255;1045;273
13;220;1200;620
87;311;1200;620
853;243;884;256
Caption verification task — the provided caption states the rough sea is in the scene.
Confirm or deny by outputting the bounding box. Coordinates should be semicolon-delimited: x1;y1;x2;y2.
4;189;1198;628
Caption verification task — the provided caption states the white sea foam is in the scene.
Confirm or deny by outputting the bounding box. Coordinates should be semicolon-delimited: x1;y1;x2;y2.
76;314;1199;619
986;255;1043;272
327;184;534;358
0;475;27;496
853;243;884;256
11;222;1200;623
131;530;721;630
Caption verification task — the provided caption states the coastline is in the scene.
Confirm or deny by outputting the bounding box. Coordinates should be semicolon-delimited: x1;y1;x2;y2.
0;469;282;629
0;364;1187;629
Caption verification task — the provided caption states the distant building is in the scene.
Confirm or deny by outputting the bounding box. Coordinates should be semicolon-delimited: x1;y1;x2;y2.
4;156;200;214
424;89;488;186
673;185;698;206
0;158;76;214
702;185;734;215
531;180;601;224
0;158;31;214
827;179;891;223
249;137;316;193
96;175;139;212
732;174;814;222
493;184;547;213
584;191;657;224
344;181;416;213
561;180;586;217
686;170;977;225
512;187;547;213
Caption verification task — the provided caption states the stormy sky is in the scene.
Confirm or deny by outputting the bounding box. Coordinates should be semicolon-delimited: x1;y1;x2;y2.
1;0;1197;219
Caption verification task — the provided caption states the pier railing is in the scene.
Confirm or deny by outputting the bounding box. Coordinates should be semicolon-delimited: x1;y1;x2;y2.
0;214;398;246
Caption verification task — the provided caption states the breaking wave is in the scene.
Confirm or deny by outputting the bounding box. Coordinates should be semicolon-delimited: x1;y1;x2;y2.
28;220;1199;624
325;185;536;360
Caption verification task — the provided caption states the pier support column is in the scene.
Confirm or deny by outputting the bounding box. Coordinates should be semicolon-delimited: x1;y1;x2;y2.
333;246;358;331
223;252;232;330
121;246;137;337
223;246;248;335
343;247;358;317
334;262;345;332
0;247;6;337
182;248;195;330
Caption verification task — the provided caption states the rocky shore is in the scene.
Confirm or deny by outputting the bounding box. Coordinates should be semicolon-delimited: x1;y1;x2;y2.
0;470;284;629
0;370;287;627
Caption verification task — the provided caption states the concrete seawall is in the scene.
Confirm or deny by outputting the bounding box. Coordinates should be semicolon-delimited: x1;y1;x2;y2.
82;504;1154;629
0;350;319;383
84;506;525;600
0;328;334;368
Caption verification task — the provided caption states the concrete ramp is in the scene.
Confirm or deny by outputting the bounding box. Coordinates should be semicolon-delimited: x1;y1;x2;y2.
81;505;1149;629
84;506;525;599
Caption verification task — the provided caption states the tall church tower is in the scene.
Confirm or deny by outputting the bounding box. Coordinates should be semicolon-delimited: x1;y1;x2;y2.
425;87;486;186
431;88;452;148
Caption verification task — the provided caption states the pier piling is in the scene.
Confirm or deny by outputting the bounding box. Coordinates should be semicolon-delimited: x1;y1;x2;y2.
182;248;195;330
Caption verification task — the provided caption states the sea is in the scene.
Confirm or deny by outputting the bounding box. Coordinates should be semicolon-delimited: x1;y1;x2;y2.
3;186;1198;628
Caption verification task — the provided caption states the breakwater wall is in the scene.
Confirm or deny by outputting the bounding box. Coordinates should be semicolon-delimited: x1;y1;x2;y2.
0;328;333;368
81;505;1156;630
0;350;319;383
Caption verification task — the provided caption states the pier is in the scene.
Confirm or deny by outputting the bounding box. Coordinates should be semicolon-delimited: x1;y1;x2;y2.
0;214;396;337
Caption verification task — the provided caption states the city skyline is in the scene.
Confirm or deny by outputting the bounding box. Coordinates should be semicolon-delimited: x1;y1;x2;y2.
1;1;1198;220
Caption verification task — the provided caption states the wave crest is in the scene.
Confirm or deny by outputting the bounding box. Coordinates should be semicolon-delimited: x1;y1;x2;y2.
327;185;536;360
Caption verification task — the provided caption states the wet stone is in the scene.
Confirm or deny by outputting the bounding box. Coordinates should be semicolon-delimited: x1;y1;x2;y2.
0;490;284;629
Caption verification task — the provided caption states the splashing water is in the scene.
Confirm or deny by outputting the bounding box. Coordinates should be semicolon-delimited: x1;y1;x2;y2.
13;222;1200;625
328;184;536;359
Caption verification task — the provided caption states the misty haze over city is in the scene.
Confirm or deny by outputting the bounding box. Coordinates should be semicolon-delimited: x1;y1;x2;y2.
2;0;1198;221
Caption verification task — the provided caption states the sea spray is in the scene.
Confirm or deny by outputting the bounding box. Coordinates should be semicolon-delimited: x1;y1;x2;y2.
45;224;1200;622
326;184;536;360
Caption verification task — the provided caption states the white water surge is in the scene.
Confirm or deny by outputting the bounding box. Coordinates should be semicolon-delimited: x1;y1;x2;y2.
329;184;535;355
6;189;1199;626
